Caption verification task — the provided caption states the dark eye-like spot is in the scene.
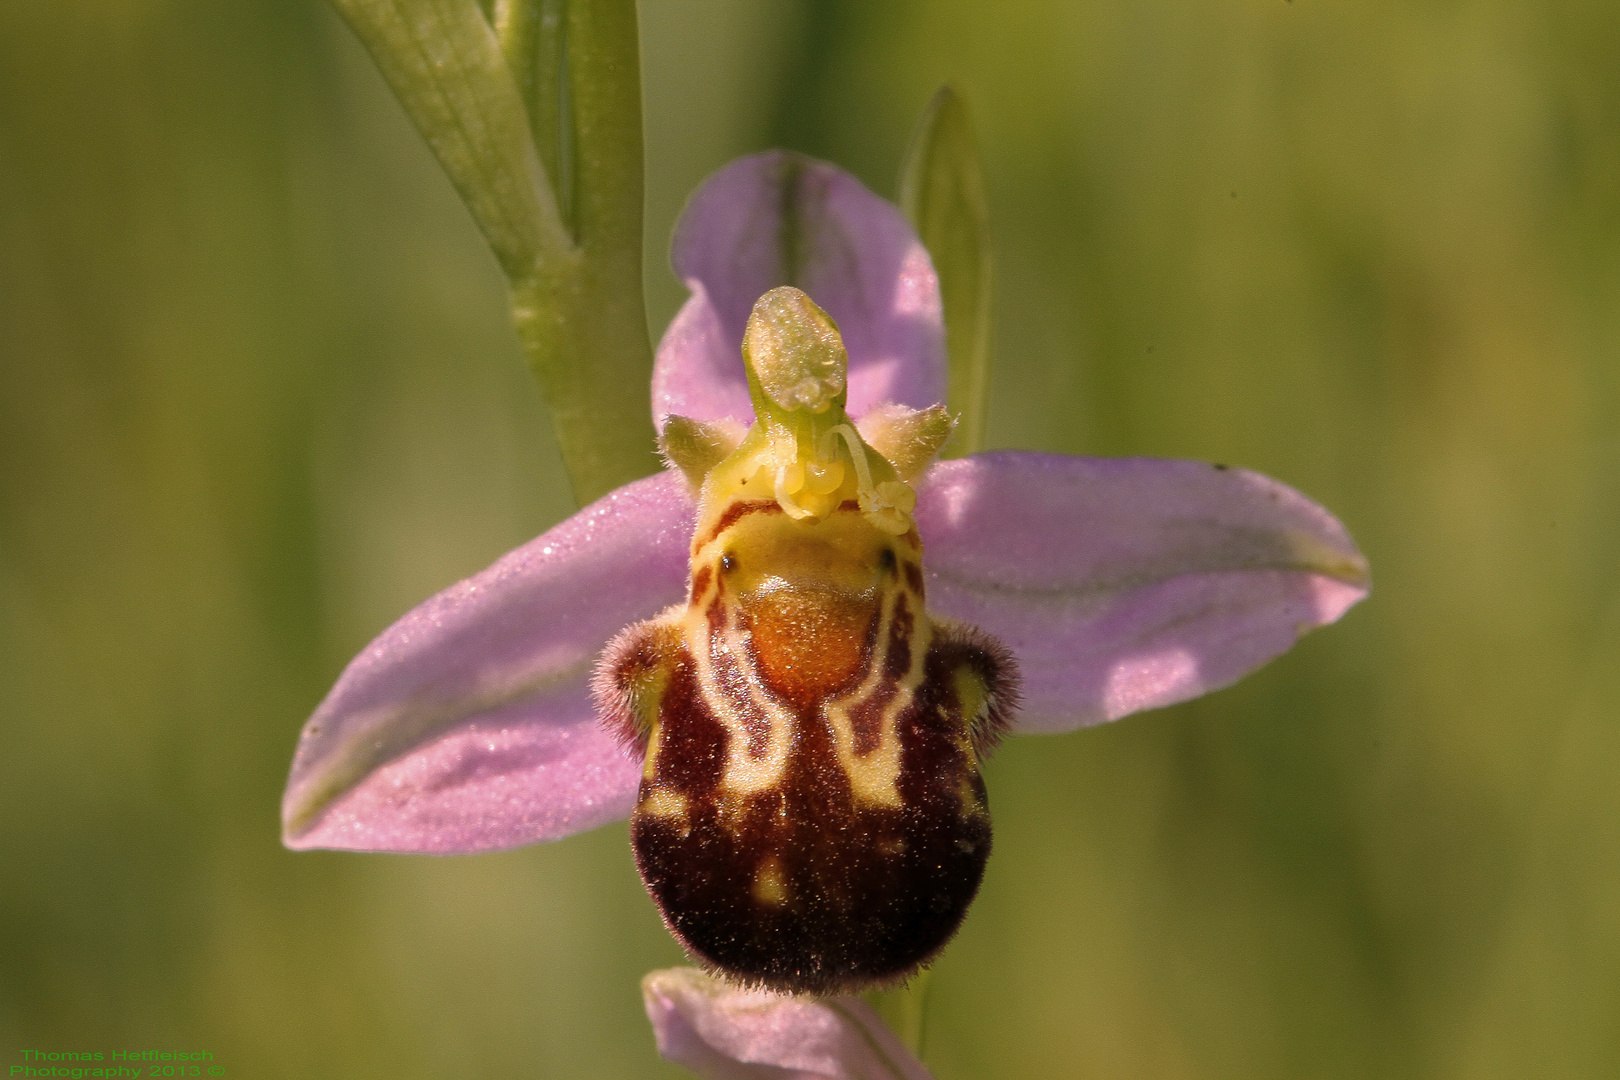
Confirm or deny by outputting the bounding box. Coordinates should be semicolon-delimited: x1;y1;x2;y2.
720;552;737;573
879;548;897;574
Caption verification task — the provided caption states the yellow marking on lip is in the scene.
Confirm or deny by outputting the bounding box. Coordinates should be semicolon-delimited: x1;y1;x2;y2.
682;494;906;803
640;787;689;821
642;721;664;780
953;667;991;730
835;726;905;808
680;592;798;799
823;589;932;809
752;856;791;907
697;500;933;812
957;775;987;817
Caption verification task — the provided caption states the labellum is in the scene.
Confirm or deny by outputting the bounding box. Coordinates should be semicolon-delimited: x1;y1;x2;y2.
595;287;1018;995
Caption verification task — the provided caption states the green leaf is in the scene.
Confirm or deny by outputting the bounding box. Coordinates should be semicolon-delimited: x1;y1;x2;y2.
492;0;569;230
898;85;993;457
330;0;571;280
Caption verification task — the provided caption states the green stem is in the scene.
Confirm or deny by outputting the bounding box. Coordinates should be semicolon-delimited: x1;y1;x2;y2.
510;251;655;505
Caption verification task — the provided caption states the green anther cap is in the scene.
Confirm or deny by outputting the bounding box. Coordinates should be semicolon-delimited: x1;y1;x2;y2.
742;287;848;416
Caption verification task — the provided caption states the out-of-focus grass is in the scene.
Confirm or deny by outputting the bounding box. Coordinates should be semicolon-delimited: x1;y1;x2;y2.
2;1;1617;1077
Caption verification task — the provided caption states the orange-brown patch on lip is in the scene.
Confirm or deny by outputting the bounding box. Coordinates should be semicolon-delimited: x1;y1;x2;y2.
743;587;878;711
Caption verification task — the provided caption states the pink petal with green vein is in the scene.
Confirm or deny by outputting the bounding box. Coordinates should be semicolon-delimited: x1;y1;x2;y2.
653;151;946;426
642;968;936;1080
916;453;1369;734
281;472;692;853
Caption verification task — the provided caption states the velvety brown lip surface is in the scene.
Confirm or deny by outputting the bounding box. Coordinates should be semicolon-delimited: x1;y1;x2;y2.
629;621;1007;995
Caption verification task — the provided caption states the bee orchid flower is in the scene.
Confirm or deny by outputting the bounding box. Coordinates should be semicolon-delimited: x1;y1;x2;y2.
281;151;1368;995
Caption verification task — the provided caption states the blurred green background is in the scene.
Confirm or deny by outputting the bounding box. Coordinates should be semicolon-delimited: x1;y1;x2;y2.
3;1;1618;1076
